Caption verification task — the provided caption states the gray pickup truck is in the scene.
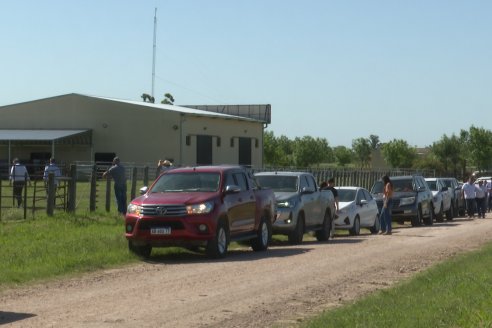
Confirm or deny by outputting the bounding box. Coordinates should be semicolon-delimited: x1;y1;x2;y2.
255;171;336;244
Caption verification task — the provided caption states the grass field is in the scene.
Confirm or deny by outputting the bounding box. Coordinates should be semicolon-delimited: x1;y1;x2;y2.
2;211;492;327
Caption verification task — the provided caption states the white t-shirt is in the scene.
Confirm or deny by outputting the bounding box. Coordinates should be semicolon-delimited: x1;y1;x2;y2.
462;182;477;199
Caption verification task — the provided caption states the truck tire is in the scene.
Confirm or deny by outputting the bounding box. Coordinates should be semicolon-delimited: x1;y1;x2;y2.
424;204;434;226
411;207;422;227
288;213;304;245
436;204;444;222
315;209;331;242
128;240;152;258
251;216;271;251
206;220;229;259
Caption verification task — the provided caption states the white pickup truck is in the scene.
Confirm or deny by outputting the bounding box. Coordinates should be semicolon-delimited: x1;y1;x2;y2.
255;171;336;244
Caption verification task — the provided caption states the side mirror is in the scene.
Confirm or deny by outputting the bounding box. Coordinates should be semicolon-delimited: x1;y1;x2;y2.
360;199;368;206
225;184;241;194
139;186;148;195
301;186;314;194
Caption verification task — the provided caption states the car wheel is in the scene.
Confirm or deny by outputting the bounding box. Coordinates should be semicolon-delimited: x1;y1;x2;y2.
315;209;332;241
424;203;434;226
369;214;381;234
446;203;454;220
251;217;271;251
128;240;152;258
349;216;360;236
411;206;422;227
436;204;444;222
206;220;229;258
288;213;305;245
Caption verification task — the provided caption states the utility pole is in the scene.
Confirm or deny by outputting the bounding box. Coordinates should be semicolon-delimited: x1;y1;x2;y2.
152;8;157;99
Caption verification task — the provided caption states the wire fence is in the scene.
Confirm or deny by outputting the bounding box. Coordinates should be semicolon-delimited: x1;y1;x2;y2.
0;163;435;221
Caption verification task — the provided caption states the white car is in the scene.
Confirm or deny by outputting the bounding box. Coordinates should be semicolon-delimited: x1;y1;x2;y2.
335;187;380;235
425;178;453;221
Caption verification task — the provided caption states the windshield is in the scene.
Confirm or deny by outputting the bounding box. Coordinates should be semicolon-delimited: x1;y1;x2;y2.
338;189;356;202
150;172;220;192
255;175;298;192
426;180;438;191
371;181;383;194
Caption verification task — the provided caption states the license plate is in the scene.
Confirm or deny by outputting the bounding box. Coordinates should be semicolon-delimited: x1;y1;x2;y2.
151;227;171;235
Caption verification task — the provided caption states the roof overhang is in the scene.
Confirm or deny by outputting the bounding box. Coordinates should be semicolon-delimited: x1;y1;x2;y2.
0;129;92;145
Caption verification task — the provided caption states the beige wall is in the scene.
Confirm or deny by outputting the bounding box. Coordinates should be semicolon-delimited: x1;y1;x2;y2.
0;94;264;167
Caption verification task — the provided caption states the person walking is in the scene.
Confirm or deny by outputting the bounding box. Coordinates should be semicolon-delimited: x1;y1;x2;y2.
102;157;127;215
325;178;339;213
9;158;30;208
379;175;394;235
461;176;478;218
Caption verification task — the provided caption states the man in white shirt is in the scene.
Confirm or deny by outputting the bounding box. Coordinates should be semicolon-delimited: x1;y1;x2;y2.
9;158;30;208
476;180;487;219
461;176;478;218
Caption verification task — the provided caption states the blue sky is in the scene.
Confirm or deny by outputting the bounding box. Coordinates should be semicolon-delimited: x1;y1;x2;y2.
1;1;491;147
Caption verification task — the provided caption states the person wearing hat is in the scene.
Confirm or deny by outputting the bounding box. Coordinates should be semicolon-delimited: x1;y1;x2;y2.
9;158;30;208
157;159;173;176
102;157;127;215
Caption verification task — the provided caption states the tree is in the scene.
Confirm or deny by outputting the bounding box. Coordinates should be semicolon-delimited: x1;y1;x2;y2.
333;146;353;167
369;135;380;150
431;134;461;175
468;126;492;172
292;136;331;168
161;93;175;105
352;137;372;168
381;139;416;168
141;93;155;103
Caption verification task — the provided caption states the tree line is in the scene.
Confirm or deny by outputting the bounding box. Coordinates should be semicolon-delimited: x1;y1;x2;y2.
264;125;492;178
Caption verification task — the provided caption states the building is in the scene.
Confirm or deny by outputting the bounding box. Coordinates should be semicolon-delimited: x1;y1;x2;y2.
0;93;270;168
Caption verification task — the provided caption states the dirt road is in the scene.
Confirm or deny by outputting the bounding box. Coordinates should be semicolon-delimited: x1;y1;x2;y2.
2;215;492;328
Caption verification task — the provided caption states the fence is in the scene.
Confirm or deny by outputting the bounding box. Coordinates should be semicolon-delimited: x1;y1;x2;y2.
0;163;435;220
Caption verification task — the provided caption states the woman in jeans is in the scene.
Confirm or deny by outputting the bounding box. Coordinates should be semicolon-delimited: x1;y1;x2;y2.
379;175;394;235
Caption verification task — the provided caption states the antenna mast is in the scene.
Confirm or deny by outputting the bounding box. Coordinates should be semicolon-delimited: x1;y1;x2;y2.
152;8;157;99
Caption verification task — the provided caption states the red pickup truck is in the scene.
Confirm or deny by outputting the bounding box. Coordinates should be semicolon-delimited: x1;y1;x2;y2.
125;165;276;258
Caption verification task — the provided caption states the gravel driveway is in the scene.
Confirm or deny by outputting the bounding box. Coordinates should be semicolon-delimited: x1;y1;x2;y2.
2;215;492;327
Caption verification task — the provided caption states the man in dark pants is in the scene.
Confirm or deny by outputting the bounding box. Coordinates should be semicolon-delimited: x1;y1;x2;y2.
9;158;30;208
102;157;127;215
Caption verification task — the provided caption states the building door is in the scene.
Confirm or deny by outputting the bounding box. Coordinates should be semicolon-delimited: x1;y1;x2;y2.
196;135;212;165
238;137;251;167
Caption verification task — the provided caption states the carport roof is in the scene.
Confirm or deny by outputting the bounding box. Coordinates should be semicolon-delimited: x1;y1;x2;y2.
0;129;89;141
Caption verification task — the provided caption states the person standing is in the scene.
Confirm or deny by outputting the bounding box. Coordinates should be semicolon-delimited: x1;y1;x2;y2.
43;158;62;188
157;159;173;177
461;176;478;218
379;175;394;235
9;158;30;208
476;180;487;219
326;178;339;213
102;157;127;215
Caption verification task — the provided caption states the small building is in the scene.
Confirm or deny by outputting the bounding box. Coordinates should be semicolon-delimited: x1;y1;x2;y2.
0;93;270;168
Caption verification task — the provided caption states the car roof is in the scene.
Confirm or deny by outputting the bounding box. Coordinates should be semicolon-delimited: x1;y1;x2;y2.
255;171;306;177
167;165;243;174
336;186;361;191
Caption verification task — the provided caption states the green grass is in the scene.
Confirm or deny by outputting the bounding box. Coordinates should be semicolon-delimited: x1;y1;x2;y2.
302;242;492;328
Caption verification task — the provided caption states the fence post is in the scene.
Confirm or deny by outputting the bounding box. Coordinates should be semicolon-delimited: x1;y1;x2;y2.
105;177;111;212
23;172;28;219
90;165;97;212
143;166;149;187
67;164;76;213
131;167;137;201
46;172;55;216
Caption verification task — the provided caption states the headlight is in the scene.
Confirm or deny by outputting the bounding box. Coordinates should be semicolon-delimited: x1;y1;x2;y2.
127;203;142;216
186;202;214;215
277;199;296;208
400;197;416;206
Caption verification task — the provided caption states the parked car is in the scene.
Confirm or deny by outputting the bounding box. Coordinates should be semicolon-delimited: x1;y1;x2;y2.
371;175;434;227
335;187;380;235
254;171;336;245
440;177;466;217
425;178;453;221
125;165;276;258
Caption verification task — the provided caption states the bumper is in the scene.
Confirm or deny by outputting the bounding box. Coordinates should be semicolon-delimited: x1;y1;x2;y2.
125;214;216;247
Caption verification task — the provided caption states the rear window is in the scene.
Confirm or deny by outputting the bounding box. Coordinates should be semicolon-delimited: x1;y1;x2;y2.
256;175;298;192
150;172;220;192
